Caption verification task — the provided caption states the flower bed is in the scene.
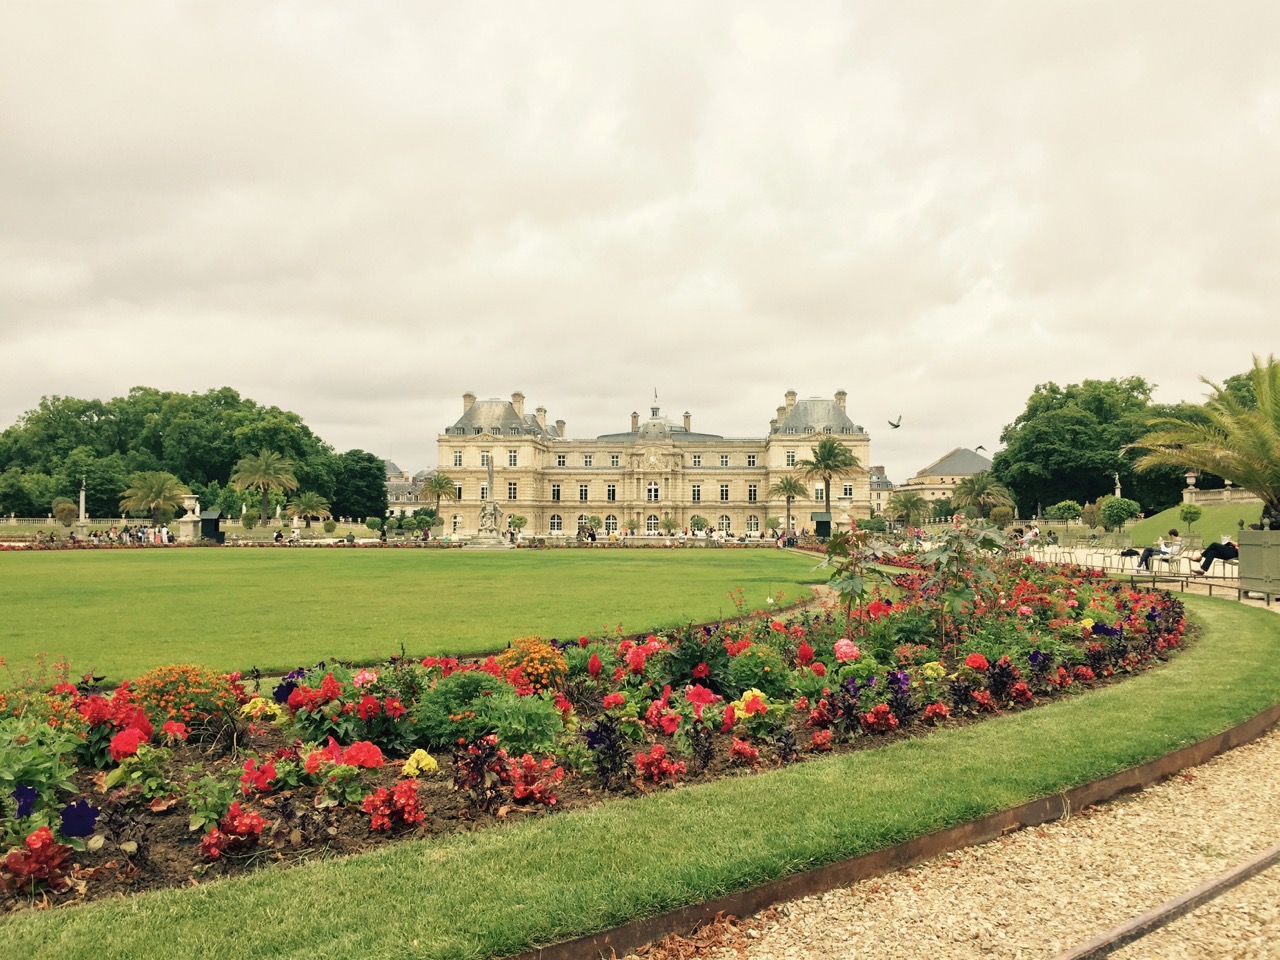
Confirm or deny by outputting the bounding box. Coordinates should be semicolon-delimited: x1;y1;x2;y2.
0;554;1186;912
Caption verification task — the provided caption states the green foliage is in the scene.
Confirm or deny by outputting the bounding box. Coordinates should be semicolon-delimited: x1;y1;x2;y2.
184;772;236;834
1045;500;1083;521
333;450;388;521
1099;496;1142;531
411;671;507;749
240;512;258;531
0;717;80;847
322;519;337;534
688;515;708;532
52;501;78;526
232;450;299;526
120;471;191;524
887;490;929;526
659;515;680;535
1178;503;1203;531
859;515;888;532
471;688;562;755
364;517;382;532
103;744;175;799
951;472;1014;519
767;475;807;532
1080;500;1101;529
989;506;1013;528
287;491;332;528
726;644;790;699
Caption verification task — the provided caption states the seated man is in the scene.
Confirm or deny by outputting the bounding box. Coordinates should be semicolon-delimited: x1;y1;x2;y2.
1192;538;1238;575
1137;529;1180;571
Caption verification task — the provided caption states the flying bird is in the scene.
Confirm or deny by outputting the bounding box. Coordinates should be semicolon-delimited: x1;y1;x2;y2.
888;415;902;429
976;445;986;451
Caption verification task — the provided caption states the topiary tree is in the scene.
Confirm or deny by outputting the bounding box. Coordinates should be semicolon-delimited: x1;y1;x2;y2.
1080;500;1101;530
1099;496;1142;531
990;506;1014;529
241;512;258;531
1045;500;1083;522
322;518;337;534
52;497;77;527
1178;503;1203;533
365;517;382;532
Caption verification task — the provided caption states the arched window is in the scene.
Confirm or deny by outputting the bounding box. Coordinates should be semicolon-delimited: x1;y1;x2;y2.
718;514;732;532
747;515;759;533
452;514;463;532
577;514;590;533
604;514;618;533
646;482;660;502
645;514;659;534
549;514;562;533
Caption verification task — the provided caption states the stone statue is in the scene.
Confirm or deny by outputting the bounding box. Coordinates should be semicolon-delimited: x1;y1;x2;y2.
477;459;503;536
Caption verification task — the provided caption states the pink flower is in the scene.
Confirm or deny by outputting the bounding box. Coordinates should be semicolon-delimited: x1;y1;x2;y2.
834;639;860;663
1017;605;1034;616
352;669;378;688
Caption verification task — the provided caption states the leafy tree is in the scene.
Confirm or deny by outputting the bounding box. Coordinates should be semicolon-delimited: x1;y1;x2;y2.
989;506;1014;529
795;437;861;518
0;467;38;516
859;515;889;532
1099;496;1142;531
688;515;709;532
1131;355;1280;529
951;471;1014;519
1045;500;1083;521
286;492;332;528
930;497;954;520
1080;500;1101;530
241;512;258;531
52;498;78;527
322;519;337;534
887;490;929;527
1178;503;1203;532
767;475;807;534
992;377;1186;515
508;515;527;535
330;449;387;521
120;471;191;524
231;450;299;526
364;517;382;532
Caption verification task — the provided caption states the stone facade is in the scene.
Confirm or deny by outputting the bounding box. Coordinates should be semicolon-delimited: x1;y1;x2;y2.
435;391;872;538
898;447;993;502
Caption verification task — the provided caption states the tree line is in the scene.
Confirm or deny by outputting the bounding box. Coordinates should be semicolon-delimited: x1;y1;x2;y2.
0;387;388;522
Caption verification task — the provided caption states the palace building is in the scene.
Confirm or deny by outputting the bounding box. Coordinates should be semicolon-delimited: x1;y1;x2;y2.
435;391;873;538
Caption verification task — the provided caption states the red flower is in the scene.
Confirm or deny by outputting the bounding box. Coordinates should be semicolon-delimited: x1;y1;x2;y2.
964;653;989;671
342;741;384;769
691;661;710;679
811;662;827;678
587;653;602;679
742;693;767;716
318;672;343;703
721;704;737;732
809;729;833;751
357;695;382;720
796;641;815;667
109;727;146;761
603;693;625;709
383;697;406;719
162;720;189;741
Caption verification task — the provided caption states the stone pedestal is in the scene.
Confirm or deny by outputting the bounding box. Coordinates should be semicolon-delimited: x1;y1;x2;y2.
177;494;202;543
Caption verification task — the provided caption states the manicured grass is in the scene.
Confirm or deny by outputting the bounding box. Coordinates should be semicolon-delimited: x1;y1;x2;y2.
0;550;822;683
1127;502;1266;547
5;596;1278;960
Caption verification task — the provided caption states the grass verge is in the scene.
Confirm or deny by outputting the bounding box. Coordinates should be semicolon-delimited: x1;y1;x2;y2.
5;595;1279;959
0;550;821;682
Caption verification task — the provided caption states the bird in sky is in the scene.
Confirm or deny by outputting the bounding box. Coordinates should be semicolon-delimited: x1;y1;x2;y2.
888;415;902;429
975;445;986;451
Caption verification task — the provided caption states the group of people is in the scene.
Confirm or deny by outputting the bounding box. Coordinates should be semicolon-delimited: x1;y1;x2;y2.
35;524;173;546
1137;527;1240;574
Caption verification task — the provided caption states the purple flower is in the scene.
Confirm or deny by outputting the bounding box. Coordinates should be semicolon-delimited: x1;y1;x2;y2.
12;783;37;819
1028;649;1052;671
59;798;100;838
889;670;911;693
272;679;298;704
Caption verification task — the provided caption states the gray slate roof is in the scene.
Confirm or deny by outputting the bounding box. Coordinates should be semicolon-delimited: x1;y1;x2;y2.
445;399;557;438
772;398;864;435
913;447;993;478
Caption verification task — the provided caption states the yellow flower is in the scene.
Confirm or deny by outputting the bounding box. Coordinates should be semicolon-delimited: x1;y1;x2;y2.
402;749;439;777
921;661;946;680
240;697;283;720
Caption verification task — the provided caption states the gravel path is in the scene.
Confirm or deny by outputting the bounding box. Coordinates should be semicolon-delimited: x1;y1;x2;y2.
632;727;1280;960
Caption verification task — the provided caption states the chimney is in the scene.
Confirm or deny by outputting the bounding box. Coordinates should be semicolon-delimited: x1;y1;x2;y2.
555;419;566;438
535;406;547;429
511;392;525;417
631;411;640;431
776;406;787;423
785;390;797;412
770;417;778;431
463;392;476;413
683;411;691;431
835;390;847;412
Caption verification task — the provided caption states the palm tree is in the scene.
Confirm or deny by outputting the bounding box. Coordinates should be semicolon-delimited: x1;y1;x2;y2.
286;491;332;529
887;490;929;528
951;471;1015;519
768;475;808;535
231;450;299;526
795;437;861;528
422;472;459;519
1131;354;1280;529
120;471;191;524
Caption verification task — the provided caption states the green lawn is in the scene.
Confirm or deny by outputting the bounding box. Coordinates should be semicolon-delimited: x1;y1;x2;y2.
2;596;1277;959
0;549;823;683
1127;502;1266;547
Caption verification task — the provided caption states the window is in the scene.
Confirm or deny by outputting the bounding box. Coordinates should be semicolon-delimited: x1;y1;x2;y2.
720;454;729;467
490;426;500;435
606;483;616;502
480;484;488;501
720;484;730;502
646;482;660;502
556;454;566;467
577;514;590;532
507;482;517;500
843;483;853;498
610;454;620;467
452;514;462;532
579;484;589;501
473;427;483;435
392;494;400;502
718;515;731;532
786;450;796;466
509;427;519;435
454;485;462;500
604;514;618;533
646;514;659;534
815;485;824;502
583;455;593;467
692;455;702;467
508;450;518;467
551;483;561;501
549;514;562;533
747;454;757;467
747;515;759;533
480;451;490;467
823;426;832;434
747;483;758;502
452;450;462;467
691;483;701;503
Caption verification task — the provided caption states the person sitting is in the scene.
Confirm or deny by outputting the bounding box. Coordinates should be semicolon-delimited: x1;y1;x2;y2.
1137;529;1180;571
1192;537;1239;575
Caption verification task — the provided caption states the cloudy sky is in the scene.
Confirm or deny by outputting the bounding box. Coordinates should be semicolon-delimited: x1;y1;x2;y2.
2;1;1277;483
